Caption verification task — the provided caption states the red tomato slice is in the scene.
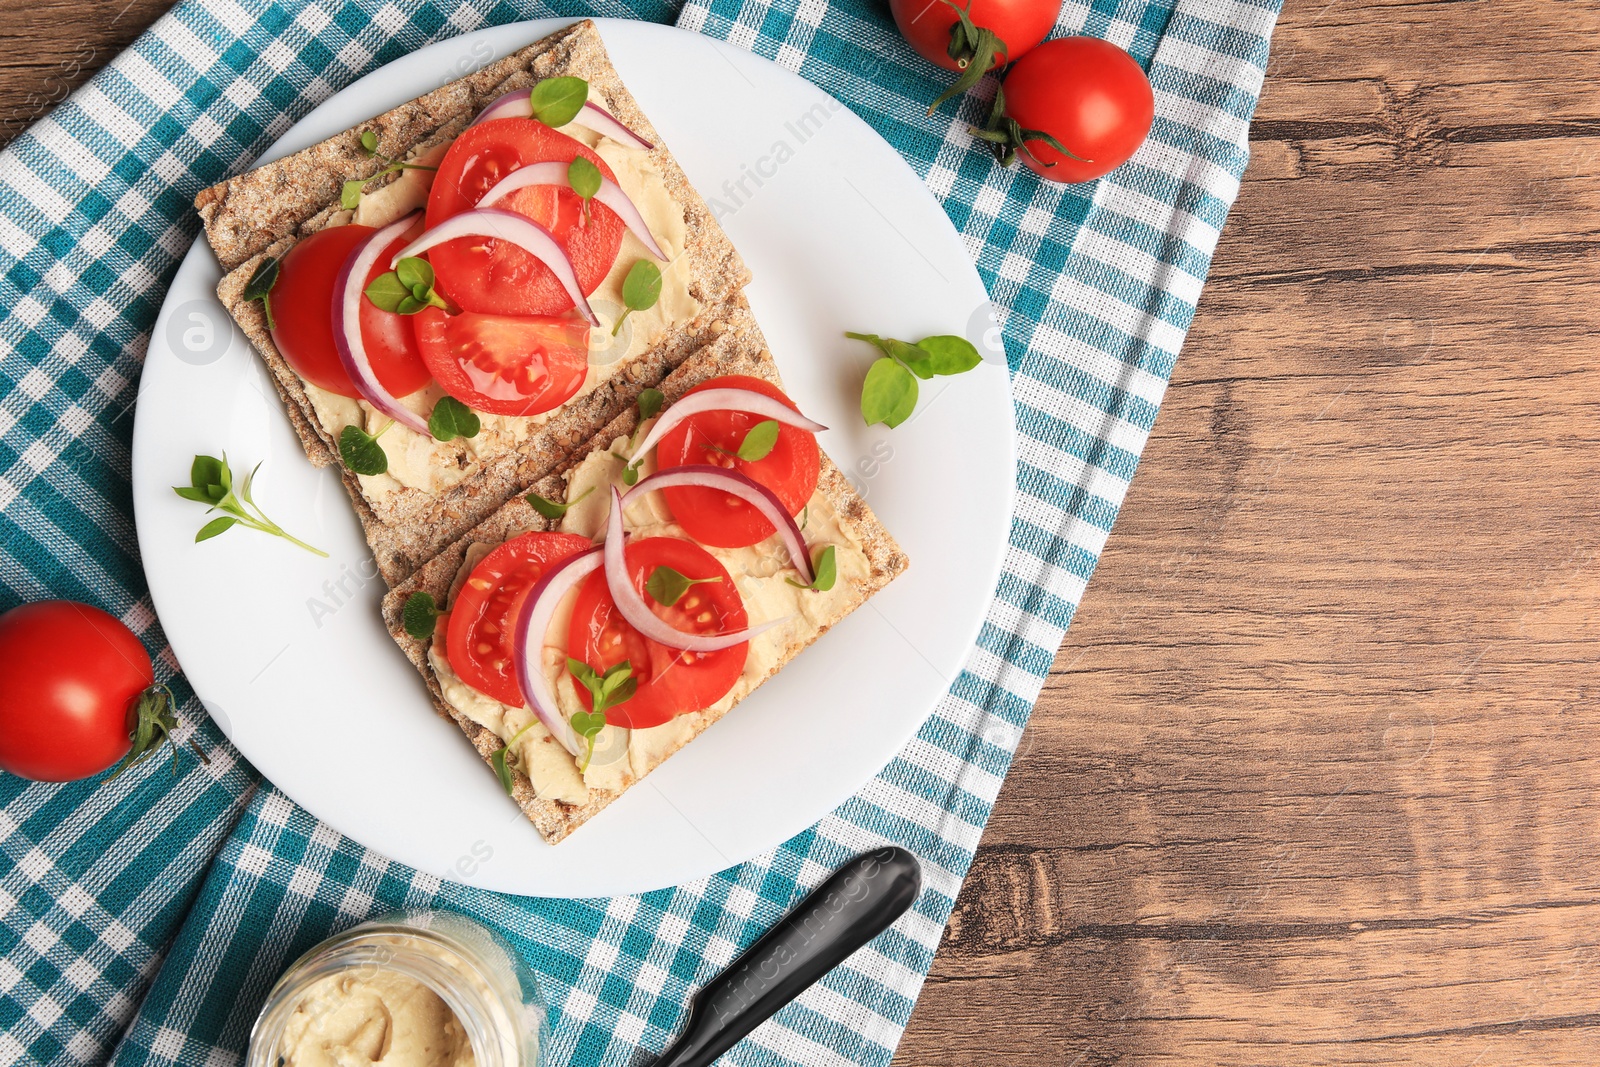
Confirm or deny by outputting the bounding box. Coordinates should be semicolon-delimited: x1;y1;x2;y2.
411;306;589;418
426;118;625;316
567;538;748;729
655;376;822;549
446;531;595;706
269;223;433;399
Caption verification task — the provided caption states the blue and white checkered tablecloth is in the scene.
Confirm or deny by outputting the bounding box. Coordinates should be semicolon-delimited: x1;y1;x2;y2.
0;0;1279;1064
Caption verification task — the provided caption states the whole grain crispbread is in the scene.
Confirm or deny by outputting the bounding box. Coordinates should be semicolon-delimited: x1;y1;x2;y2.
197;20;754;584
380;334;909;845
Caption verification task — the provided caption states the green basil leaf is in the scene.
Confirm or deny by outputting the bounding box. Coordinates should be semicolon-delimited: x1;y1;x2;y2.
621;260;662;312
339;425;388;476
173;486;210;503
340;179;366;210
811;545;837;591
491;746;514;794
566;657;601;693
605;676;637;708
402;591;440;640
916;335;982;376
570;710;607;739
737;419;781;461
637;387;665;421
190;455;224;491
396;295;425;315
195;516;236;543
359;129;379;155
395;256;433;292
646;566;691;607
568;156;601;201
529;76;588;127
886;337;936;380
526;484;592;520
205;483;226;503
428;396;481;442
241;257;279;303
364;271;412;313
860;357;918;428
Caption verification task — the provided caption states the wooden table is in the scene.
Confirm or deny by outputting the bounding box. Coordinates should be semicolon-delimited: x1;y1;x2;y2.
4;1;1596;1063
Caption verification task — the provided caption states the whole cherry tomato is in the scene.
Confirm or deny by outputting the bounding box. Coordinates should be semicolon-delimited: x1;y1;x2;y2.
993;36;1154;183
0;601;174;782
889;0;1060;72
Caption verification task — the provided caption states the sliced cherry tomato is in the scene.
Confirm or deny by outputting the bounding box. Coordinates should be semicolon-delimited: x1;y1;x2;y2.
269;223;433;399
999;37;1154;183
412;306;590;418
446;531;595;706
655;376;821;549
425;118;625;316
567;538;748;729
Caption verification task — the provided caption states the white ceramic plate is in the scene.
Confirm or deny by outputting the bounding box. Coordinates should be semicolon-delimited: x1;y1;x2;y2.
132;18;1013;897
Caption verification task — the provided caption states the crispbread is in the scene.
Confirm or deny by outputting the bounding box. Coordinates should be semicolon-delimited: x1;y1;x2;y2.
380;333;910;844
197;20;753;584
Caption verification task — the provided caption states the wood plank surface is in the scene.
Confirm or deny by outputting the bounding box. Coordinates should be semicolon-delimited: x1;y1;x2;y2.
2;0;1595;1064
899;0;1600;1063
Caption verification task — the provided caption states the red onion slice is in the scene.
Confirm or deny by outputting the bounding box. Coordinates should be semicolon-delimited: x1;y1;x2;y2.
624;466;814;585
630;388;828;466
512;546;603;758
603;487;789;652
390;208;600;326
577;101;653;151
472;90;655;150
479;161;666;260
333;211;430;437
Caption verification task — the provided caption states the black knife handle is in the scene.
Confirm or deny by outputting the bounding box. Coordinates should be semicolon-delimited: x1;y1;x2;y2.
651;847;922;1067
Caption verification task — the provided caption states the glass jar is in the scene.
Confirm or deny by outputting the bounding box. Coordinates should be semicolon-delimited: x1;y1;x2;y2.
248;909;545;1067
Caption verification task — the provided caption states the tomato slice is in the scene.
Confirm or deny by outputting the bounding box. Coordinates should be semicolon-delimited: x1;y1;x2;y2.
567;538;748;729
269;224;433;399
446;531;595;706
655;376;822;549
425;118;625;316
412;306;589;418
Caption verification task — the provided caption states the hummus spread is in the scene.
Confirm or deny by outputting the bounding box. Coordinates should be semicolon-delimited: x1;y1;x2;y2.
428;428;869;806
299;95;702;501
278;968;473;1067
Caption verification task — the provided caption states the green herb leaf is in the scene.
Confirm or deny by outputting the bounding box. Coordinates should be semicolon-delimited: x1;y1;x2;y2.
565;656;638;771
175;454;327;555
360;129;379;155
621;464;639;486
242;257;280;330
190;455;224;492
915;335;982;376
645;565;723;607
364;271;412;312
612;260;663;337
526;484;593;520
491;747;514;793
787;545;838;592
529;76;588;127
637;387;665;421
341;179;366;210
734;419;781;462
860;357;918;428
428;396;480;441
195;516;237;542
570;709;607;738
340;424;389;476
366;257;446;315
568;155;601;203
402;591;441;640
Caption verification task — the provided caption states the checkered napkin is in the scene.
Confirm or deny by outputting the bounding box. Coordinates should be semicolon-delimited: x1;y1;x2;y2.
0;0;1279;1064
